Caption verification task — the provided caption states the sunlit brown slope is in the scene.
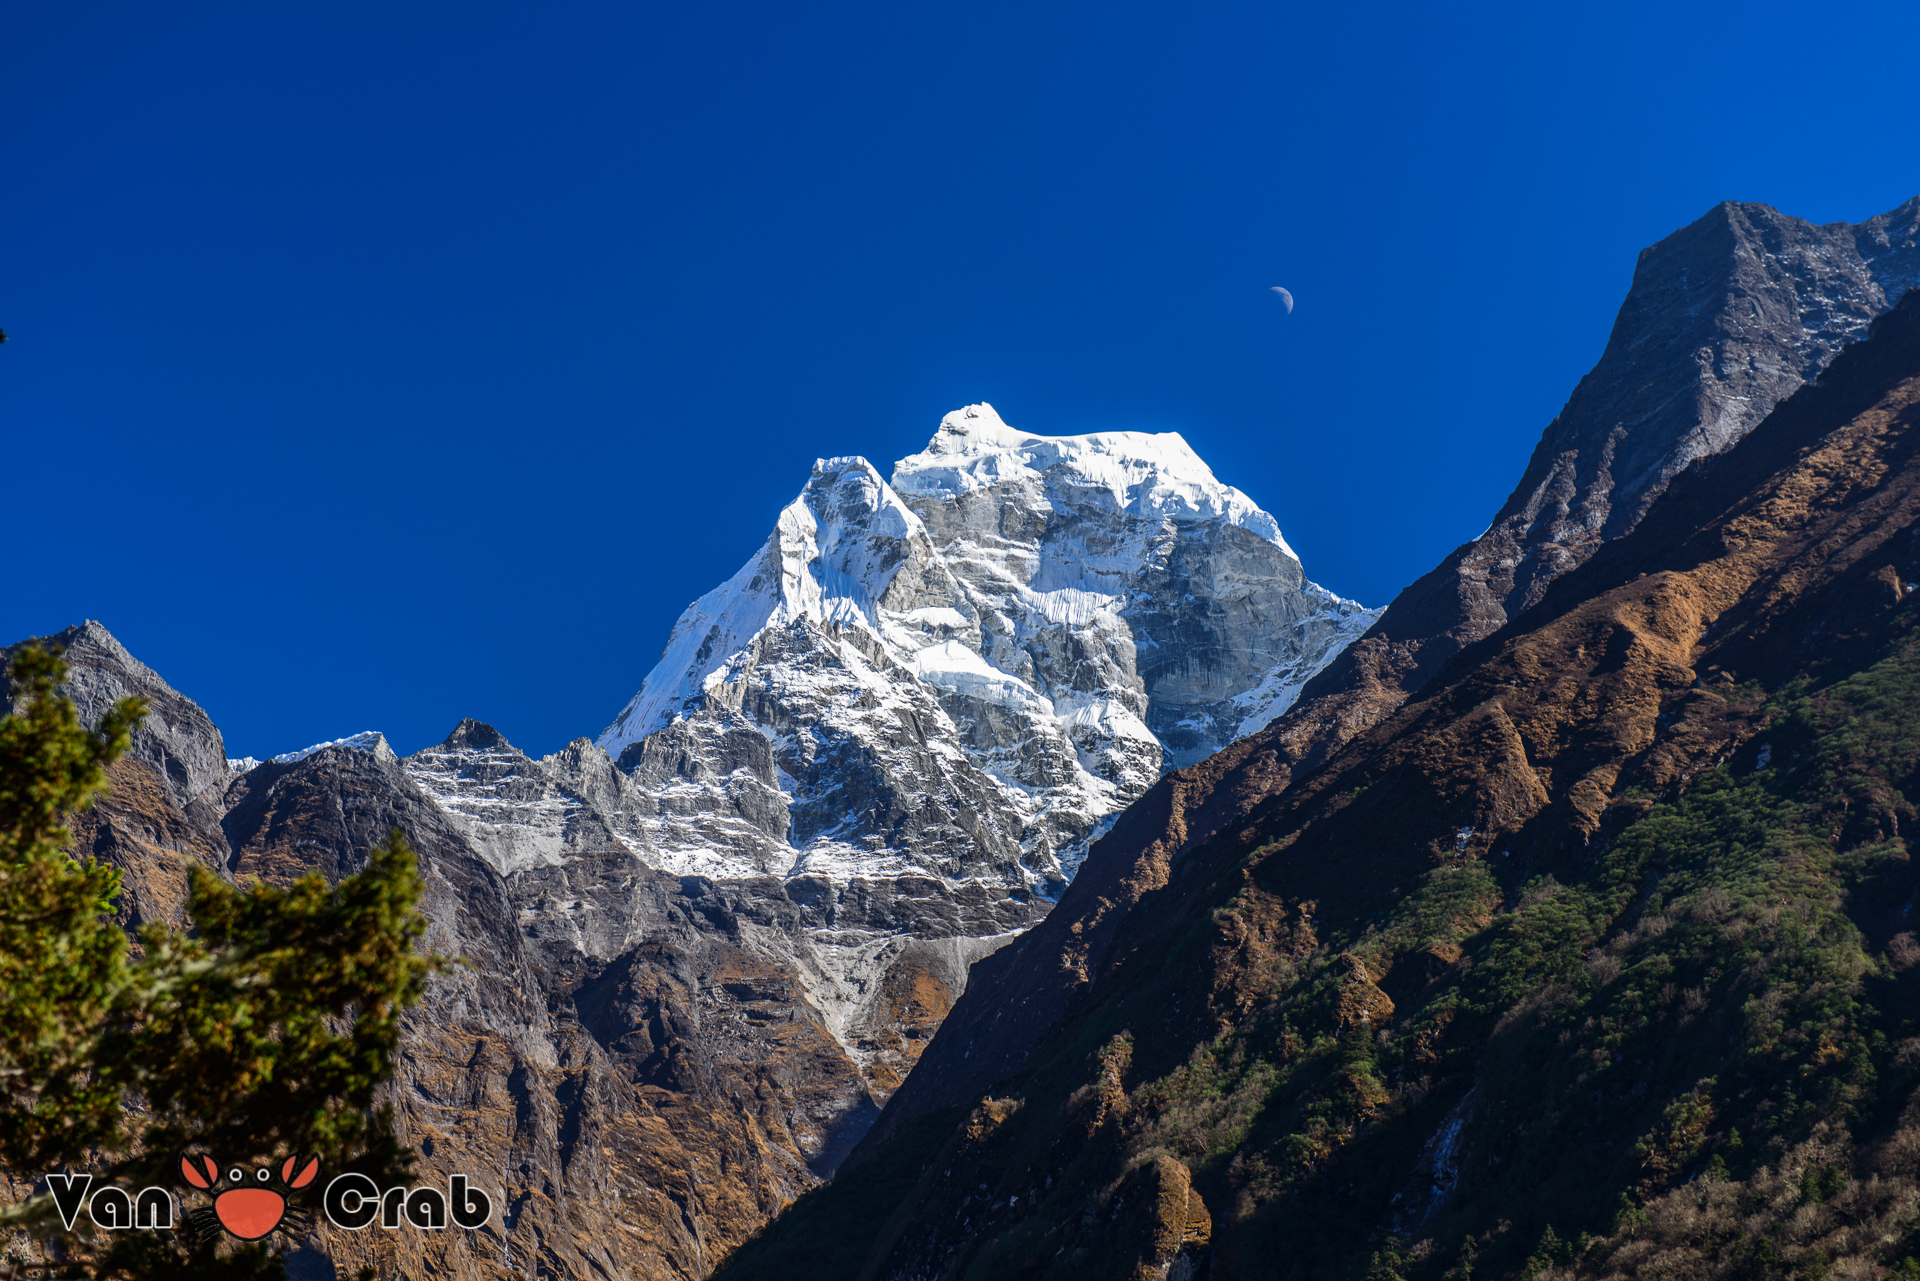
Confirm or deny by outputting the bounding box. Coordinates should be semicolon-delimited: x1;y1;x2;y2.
719;289;1920;1279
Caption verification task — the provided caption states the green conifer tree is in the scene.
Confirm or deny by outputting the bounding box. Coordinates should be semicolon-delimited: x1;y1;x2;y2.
0;644;441;1278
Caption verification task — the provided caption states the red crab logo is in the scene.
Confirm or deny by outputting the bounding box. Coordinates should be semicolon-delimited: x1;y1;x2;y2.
179;1154;319;1240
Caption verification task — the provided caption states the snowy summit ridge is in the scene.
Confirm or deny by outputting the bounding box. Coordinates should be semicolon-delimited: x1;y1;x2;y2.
595;403;1378;891
896;404;1295;556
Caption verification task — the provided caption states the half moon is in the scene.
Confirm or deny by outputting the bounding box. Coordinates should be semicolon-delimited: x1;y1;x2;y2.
1270;286;1294;314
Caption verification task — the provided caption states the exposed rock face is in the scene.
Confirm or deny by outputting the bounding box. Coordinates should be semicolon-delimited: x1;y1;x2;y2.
1;621;234;937
220;716;1023;1279
14;621;235;813
857;195;1920;1158
890;408;1375;775
397;719;1026;1107
221;738;876;1281
404;718;647;874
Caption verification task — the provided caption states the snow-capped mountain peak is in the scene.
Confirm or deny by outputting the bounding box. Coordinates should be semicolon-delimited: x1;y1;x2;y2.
226;730;393;774
896;402;1296;558
593;405;1379;892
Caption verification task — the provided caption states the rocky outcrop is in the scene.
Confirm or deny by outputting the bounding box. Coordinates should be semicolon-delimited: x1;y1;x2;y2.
2;621;234;938
855;195;1920;1159
1;620;234;816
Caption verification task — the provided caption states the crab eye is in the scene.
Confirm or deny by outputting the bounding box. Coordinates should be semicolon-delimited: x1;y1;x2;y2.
228;1167;245;1184
256;1168;272;1183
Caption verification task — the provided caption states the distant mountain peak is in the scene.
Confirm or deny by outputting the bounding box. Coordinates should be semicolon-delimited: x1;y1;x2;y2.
439;717;513;751
271;730;392;766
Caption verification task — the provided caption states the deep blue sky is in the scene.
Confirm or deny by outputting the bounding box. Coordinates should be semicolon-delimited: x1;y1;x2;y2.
5;2;1918;760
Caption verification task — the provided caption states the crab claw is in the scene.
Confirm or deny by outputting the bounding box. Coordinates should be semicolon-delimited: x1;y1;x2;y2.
283;1155;320;1189
180;1154;215;1189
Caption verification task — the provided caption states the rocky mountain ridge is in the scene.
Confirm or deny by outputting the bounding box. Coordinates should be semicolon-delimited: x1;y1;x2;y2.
1273;196;1920;801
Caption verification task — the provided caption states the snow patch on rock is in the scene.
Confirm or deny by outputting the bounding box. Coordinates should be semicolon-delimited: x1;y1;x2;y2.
270;731;393;766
